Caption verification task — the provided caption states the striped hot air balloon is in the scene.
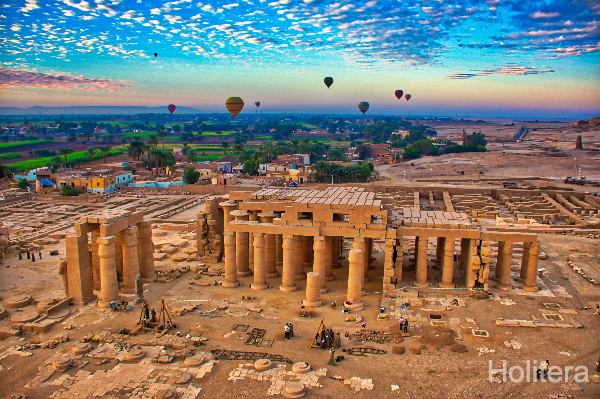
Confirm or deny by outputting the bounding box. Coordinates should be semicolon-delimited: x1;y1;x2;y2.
358;101;370;115
226;97;244;119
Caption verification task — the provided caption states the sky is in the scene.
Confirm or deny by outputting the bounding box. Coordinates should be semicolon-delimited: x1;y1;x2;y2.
0;0;599;118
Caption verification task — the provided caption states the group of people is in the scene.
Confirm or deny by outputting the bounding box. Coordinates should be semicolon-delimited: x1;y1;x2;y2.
317;327;341;349
18;250;42;262
142;304;157;322
109;301;130;312
284;322;294;339
398;317;409;333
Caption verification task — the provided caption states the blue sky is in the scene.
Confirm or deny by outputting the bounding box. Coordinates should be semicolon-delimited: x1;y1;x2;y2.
1;0;599;117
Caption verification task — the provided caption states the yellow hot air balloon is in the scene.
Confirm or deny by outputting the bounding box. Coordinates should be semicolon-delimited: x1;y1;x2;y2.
226;97;244;119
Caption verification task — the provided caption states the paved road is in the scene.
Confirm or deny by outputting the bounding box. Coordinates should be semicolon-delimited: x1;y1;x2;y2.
512;125;528;140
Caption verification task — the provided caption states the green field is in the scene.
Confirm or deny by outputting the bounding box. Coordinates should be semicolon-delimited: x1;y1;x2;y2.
193;154;226;162
0;139;53;150
8;148;123;172
298;123;318;129
202;131;236;136
0;152;22;159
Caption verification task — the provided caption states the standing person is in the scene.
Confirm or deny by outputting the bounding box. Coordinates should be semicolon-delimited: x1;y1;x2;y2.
403;318;409;333
336;332;341;348
398;316;404;331
31;253;35;262
38;251;42;259
18;252;22;260
287;322;294;338
27;251;30;259
284;323;290;339
361;322;367;330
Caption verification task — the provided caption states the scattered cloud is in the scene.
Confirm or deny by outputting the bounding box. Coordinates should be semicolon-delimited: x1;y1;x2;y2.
0;67;135;91
446;65;555;79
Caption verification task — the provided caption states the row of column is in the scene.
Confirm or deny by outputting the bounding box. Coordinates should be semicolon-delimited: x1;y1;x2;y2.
223;232;355;293
403;236;539;291
95;222;155;308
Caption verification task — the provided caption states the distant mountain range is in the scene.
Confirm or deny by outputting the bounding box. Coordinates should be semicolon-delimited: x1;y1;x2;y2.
0;106;202;115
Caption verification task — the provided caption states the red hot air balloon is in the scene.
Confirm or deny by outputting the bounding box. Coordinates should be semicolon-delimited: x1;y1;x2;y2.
395;90;403;100
405;94;411;101
168;104;176;114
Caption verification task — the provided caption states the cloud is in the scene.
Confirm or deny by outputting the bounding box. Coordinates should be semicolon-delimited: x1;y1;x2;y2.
530;11;561;19
445;65;555;79
0;67;135;91
19;0;40;13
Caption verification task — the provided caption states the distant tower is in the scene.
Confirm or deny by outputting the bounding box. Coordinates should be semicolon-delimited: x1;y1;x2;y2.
575;135;583;150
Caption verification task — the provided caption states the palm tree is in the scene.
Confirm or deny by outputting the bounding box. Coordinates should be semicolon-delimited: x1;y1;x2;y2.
97;145;112;164
86;146;95;161
221;140;229;155
232;143;244;155
186;148;197;163
182;142;189;155
150;148;162;175
148;135;159;149
59;148;73;163
127;138;144;161
158;126;167;149
47;156;62;173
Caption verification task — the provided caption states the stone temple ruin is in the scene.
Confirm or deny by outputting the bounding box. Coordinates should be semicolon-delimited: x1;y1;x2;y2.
64;208;155;306
62;185;600;308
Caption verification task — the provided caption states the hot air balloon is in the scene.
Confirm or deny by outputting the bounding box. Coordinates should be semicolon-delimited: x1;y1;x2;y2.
255;101;260;108
405;94;411;101
154;53;158;57
226;97;244;119
167;104;176;114
395;90;403;100
324;77;333;89
358;101;370;115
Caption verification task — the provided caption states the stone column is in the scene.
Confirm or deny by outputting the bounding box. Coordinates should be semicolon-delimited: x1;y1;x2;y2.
383;239;396;296
222;232;239;288
523;242;540;292
413;236;430;287
439;238;455;288
303;272;323;307
363;238;371;276
517;242;531;283
121;226;140;294
331;237;340;269
346;249;364;310
460;238;471;273
98;236;119;308
313;236;327;293
394;238;403;280
366;238;373;268
324;236;334;281
259;212;278;278
303;236;313;268
91;229;101;291
248;210;259;269
353;238;366;291
435;237;444;270
231;210;251;277
294;235;306;280
280;235;297;292
498;241;514;291
137;221;155;282
492;241;505;281
220;202;238;260
115;231;123;282
252;233;268;290
276;234;283;267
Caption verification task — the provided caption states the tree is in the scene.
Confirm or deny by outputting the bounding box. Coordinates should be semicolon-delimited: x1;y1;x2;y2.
148;135;159;149
186;148;197;163
127;138;144;161
87;146;95;161
68;134;77;142
97;145;112;164
158;126;167;149
59;148;73;163
17;178;29;189
150;148;162;175
222;140;229;155
183;165;200;184
232;143;244;155
61;185;83;196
